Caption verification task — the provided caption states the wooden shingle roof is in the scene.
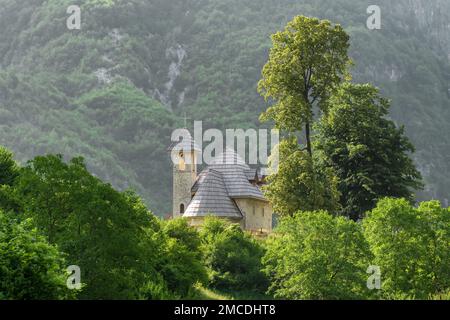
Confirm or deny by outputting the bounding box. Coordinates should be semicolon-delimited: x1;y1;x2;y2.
184;169;243;218
185;148;267;218
204;148;266;201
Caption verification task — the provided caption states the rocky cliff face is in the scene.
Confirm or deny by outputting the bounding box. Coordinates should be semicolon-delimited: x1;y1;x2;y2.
408;0;450;60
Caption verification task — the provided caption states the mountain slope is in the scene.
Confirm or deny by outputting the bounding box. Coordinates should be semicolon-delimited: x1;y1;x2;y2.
0;0;448;213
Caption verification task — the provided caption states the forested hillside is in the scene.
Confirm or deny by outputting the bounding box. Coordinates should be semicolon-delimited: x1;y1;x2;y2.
0;0;448;214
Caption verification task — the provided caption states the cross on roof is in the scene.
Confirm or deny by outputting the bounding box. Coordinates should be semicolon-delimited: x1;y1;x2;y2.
183;112;191;128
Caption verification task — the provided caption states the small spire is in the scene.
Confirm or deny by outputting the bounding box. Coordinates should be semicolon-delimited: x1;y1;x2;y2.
183;112;190;129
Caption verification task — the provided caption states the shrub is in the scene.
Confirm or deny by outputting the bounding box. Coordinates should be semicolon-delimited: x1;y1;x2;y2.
199;217;268;293
156;218;207;298
263;211;372;299
0;210;73;300
363;198;450;299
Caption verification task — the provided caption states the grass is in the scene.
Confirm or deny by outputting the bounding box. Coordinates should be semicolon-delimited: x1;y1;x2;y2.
191;286;233;300
190;284;273;300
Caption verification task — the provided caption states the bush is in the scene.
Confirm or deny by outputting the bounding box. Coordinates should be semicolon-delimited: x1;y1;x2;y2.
0;210;73;300
363;198;450;299
156;218;207;298
199;217;268;293
263;211;372;299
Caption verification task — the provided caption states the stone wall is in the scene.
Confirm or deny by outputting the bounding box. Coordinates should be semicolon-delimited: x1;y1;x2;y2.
172;150;197;217
235;198;272;233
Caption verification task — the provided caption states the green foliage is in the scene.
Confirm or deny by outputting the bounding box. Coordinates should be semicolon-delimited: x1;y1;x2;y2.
0;147;21;213
363;198;450;299
0;185;21;213
0;210;72;300
315;83;423;219
1;141;448;300
417;201;450;295
259;15;350;131
0;69;177;215
138;274;174;300
156;218;208;298
199;217;268;294
259;16;349;216
0;0;448;301
263;137;340;216
14;154;162;299
259;15;350;156
263;211;372;299
0;145;208;300
0;146;19;186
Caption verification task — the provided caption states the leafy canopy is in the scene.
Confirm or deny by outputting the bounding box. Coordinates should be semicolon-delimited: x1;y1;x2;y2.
199;217;268;293
0;210;73;300
315;83;423;219
363;198;450;299
156;218;208;298
15;154;163;299
258;15;350;155
263;210;372;300
0;146;19;186
263;137;340;216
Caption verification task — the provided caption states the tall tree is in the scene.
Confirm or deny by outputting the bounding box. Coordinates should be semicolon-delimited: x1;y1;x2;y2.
315;83;423;219
0;146;21;212
258;15;351;156
0;146;19;186
263;137;340;216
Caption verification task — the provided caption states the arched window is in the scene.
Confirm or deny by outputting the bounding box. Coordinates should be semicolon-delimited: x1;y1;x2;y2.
262;207;265;217
180;203;185;214
178;151;186;170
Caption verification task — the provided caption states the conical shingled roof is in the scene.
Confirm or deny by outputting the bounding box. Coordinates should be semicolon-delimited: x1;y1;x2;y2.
183;169;243;218
210;147;249;169
221;166;265;200
203;148;266;201
245;168;258;181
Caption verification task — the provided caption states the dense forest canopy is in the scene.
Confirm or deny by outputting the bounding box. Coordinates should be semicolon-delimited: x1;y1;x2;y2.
0;0;448;215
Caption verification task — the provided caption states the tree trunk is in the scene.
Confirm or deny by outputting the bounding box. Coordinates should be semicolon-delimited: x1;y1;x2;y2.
305;121;312;156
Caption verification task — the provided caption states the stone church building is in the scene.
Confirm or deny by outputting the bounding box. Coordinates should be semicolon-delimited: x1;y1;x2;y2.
169;131;273;234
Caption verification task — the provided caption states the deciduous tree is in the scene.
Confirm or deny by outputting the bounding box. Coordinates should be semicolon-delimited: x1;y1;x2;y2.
263;211;372;299
315;83;423;219
363;198;449;299
258;15;351;156
0;210;73;300
263;137;340;216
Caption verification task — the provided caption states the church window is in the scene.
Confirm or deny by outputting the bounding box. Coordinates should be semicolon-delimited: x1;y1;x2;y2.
262;207;265;217
178;151;186;170
180;203;185;214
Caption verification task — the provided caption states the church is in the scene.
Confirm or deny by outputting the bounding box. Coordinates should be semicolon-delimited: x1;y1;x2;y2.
168;131;273;234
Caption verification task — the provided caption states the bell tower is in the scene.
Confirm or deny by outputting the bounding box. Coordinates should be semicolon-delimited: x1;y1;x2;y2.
169;129;199;218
